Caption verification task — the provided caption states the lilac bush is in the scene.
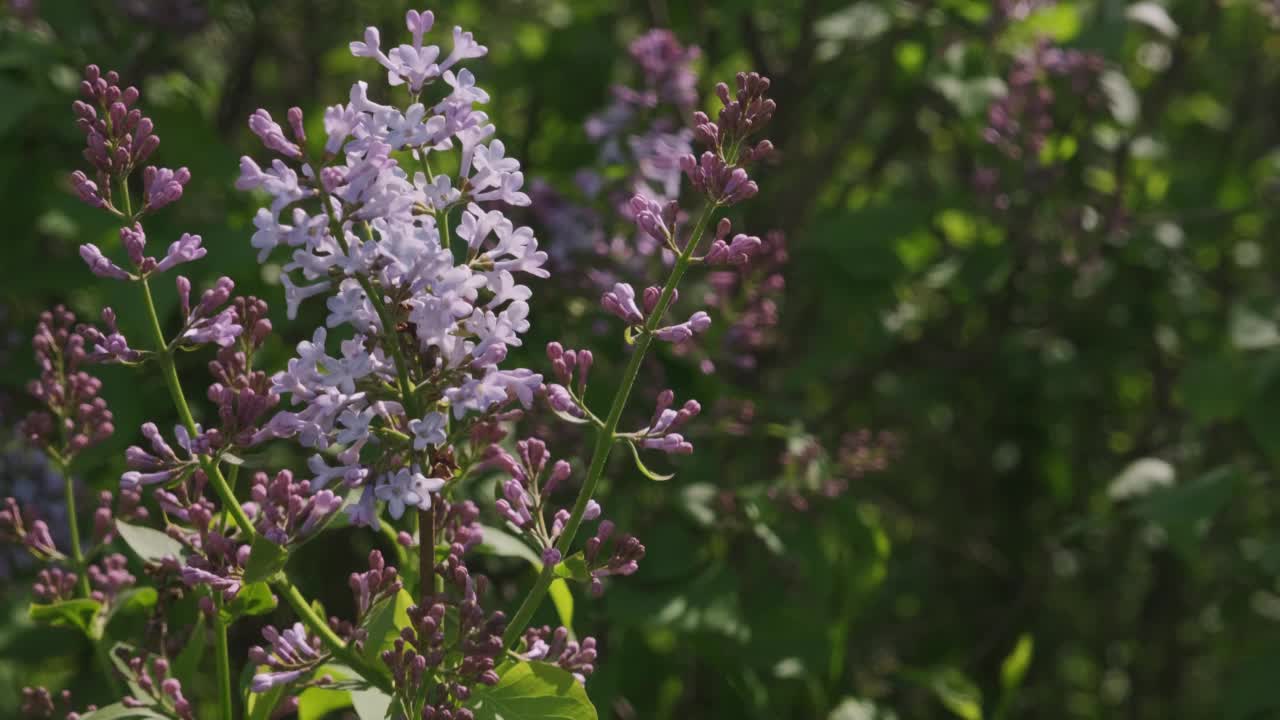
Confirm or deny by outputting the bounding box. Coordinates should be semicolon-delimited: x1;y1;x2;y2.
3;8;780;719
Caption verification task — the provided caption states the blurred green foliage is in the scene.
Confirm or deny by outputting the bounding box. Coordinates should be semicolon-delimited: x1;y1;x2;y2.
2;0;1280;718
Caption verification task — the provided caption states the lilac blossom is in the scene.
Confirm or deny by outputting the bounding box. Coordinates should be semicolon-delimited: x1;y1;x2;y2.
239;10;549;527
248;623;327;691
380;544;505;716
248;470;342;545
117;651;195;720
519;626;599;684
20;307;114;457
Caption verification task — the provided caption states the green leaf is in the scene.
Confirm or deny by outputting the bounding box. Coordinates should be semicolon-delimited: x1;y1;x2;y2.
115;520;186;563
172;617;207;685
109;642;152;699
351;687;393;720
548;578;574;632
999;634;1034;691
103;587;159;642
221;582;278;622
243;535;289;584
298;685;353;720
1179;353;1251;426
476;524;542;567
72;703;168;719
909;668;983;720
625;440;675;481
361;588;414;665
552;553;590;582
29;598;101;635
467;661;598;720
247;682;289;720
1133;465;1237;553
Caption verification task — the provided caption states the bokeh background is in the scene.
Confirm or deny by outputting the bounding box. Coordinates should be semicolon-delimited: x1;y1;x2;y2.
2;0;1280;718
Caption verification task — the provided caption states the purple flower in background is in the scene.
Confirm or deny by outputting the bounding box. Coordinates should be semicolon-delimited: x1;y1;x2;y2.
20;307;114;458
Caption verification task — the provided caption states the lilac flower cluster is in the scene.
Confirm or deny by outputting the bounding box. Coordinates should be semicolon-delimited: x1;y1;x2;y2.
975;40;1106;211
691;229;788;373
519;626;598;684
247;470;341;546
240;9;548;529
770;429;900;512
486;436;645;594
381;546;506;718
533;30;701;275
349;550;403;627
117;651;195;720
69;65;189;215
20;307;114;458
485;437;581;566
19;687;95;720
0;442;67;577
625;388;701;456
249;623;327;692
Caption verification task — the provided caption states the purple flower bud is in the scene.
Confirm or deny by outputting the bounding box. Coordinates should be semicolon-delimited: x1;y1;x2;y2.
654;311;712;344
601;282;644;324
79;244;131;280
542;547;562;567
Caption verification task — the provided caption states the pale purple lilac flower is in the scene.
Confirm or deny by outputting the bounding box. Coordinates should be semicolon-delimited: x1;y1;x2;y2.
240;10;548;527
249;622;327;691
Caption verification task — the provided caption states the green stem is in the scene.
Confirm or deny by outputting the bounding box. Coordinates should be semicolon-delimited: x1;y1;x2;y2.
501;205;717;648
50;455;121;694
51;455;91;598
273;580;394;693
212;598;234;720
137;278;384;689
140;277;256;537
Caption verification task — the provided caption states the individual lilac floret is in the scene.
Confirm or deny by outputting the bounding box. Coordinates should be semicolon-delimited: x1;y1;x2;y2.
520;626;599;684
119;651;195;720
248;470;342;545
374;468;445;520
21;307;115;458
249;622;328;691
